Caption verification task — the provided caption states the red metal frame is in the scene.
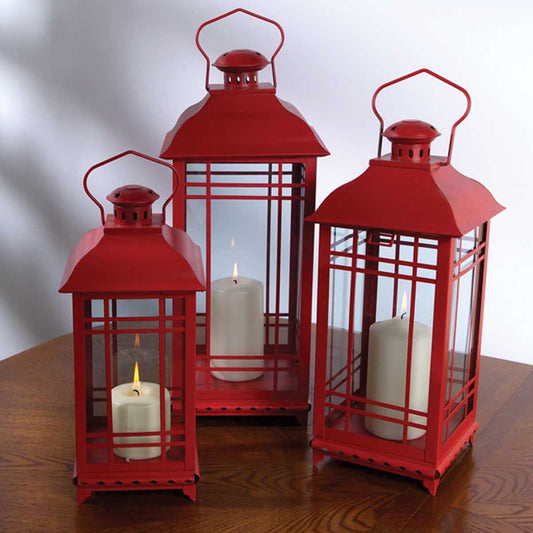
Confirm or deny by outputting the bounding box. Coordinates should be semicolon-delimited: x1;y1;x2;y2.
60;152;205;502
182;160;314;417
371;68;471;166
309;71;502;495
83;150;178;225
195;8;285;91
160;11;328;418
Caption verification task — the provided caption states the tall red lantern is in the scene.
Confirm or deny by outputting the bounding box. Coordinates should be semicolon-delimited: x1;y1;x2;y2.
60;151;205;502
308;70;504;494
160;9;328;419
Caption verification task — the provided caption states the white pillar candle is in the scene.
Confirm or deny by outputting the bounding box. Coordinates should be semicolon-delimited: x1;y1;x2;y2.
365;302;432;441
210;263;264;381
111;363;171;460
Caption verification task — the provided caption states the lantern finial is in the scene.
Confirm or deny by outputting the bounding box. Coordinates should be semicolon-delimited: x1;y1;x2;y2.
384;119;440;163
106;185;159;226
213;49;269;89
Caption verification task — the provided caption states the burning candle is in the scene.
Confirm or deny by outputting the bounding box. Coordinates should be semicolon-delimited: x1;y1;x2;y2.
365;292;432;441
111;358;171;460
210;262;264;381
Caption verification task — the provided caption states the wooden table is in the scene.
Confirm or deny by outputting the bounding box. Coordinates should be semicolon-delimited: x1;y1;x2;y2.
1;334;532;532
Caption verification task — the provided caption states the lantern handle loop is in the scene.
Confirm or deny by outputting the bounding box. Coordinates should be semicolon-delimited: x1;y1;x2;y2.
83;150;179;225
371;68;472;166
195;8;285;91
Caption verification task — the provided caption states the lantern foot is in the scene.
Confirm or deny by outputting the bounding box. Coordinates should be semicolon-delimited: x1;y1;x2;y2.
77;488;93;504
312;449;325;467
422;478;440;496
182;484;197;501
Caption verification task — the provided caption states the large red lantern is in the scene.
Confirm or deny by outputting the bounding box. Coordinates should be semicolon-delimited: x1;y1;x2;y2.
160;9;328;419
308;70;504;494
60;151;205;502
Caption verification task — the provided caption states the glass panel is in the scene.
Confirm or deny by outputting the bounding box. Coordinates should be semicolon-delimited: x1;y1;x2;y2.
351;268;365;397
81;296;186;466
366;235;435;446
90;335;106;420
325;227;354;423
324;229;437;451
186;198;207;351
115;299;159;318
326;267;351;404
186;162;305;392
87;299;106;327
443;226;485;443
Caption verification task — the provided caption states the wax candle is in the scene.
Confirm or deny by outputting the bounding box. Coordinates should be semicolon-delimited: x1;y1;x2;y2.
365;294;432;441
210;262;264;381
112;362;171;460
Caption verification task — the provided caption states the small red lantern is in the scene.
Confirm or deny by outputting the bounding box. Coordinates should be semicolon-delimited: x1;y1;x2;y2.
308;70;504;494
60;151;205;502
160;9;328;419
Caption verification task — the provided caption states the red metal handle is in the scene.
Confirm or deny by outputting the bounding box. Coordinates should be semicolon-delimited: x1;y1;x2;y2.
195;8;285;91
371;68;471;166
83;150;179;225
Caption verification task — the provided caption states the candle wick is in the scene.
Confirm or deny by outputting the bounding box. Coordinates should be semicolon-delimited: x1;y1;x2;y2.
132;388;140;396
400;312;407;320
233;279;238;285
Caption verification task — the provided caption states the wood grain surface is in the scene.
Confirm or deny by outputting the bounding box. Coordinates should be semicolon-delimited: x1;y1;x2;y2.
0;334;531;532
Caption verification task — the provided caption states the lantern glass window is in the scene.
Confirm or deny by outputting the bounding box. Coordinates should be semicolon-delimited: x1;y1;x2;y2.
324;226;442;452
319;221;489;459
80;295;189;469
443;224;486;443
184;162;305;391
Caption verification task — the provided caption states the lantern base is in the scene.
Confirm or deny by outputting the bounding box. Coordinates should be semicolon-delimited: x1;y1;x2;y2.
72;453;200;503
196;399;310;424
311;421;477;495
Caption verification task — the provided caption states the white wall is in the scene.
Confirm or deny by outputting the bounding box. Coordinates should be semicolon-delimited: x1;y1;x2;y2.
1;0;531;363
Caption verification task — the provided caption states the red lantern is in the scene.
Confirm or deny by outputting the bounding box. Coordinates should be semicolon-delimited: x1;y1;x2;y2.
160;9;329;419
60;151;205;503
308;70;504;495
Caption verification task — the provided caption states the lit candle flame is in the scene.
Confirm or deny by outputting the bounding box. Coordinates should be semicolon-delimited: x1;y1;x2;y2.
400;291;408;315
132;361;140;394
233;261;238;284
133;334;141;394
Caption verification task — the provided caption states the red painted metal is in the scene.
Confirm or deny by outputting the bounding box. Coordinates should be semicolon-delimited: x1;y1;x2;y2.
106;185;159;226
213;49;270;73
213;49;269;89
307;120;504;235
160;11;328;419
372;68;471;165
309;71;503;495
195;8;284;90
83;150;178;226
160;96;328;160
384;120;440;163
60;151;205;502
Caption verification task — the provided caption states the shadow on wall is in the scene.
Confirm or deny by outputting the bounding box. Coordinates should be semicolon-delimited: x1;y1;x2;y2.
0;1;214;359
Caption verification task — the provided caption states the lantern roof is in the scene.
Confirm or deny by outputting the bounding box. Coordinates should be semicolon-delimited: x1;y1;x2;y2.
307;157;504;237
162;8;328;160
160;89;329;160
213;49;269;73
309;69;505;236
59;215;206;294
